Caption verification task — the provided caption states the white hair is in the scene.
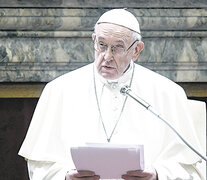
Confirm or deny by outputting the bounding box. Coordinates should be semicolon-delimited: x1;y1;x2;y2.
131;31;142;41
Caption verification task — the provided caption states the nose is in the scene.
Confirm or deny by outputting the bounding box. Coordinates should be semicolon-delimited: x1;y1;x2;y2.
104;47;114;61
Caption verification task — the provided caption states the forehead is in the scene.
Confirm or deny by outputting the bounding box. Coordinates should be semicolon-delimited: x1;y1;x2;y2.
95;23;133;43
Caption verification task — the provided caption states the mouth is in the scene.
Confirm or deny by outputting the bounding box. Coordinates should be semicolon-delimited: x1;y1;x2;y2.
99;65;117;79
102;65;115;71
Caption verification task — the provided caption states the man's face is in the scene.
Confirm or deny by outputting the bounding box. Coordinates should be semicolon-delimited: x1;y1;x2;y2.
93;23;137;80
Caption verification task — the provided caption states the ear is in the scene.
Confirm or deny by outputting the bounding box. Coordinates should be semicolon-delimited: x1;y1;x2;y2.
132;41;144;62
92;33;96;41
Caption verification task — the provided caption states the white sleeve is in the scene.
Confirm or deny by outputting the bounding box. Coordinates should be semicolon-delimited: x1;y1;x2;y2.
27;160;69;180
155;160;205;180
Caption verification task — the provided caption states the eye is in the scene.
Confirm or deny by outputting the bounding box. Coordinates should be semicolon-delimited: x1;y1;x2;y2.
98;41;107;50
99;41;106;46
115;44;124;49
113;45;125;53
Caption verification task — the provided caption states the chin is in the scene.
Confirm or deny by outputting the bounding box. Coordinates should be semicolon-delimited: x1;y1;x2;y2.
99;69;120;80
101;73;118;80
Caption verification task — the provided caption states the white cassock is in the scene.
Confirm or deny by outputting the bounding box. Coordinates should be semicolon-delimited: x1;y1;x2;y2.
19;61;205;179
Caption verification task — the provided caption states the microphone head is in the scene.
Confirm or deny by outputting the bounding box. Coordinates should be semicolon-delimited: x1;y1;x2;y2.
120;85;130;95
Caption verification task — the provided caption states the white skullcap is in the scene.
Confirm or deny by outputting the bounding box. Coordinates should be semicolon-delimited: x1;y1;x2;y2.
97;9;140;34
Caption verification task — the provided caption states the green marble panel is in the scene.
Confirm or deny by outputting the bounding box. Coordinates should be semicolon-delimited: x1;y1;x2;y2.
0;37;207;82
0;8;207;31
0;37;94;63
0;37;207;63
0;0;207;8
1;8;207;17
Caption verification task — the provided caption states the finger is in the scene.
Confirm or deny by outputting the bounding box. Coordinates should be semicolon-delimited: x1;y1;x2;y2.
122;174;143;180
75;170;95;177
69;172;99;180
70;175;100;180
126;170;144;176
122;175;153;180
93;175;100;180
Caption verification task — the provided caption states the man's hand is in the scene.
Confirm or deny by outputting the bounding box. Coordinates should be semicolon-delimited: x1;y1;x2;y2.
122;166;158;180
65;170;100;180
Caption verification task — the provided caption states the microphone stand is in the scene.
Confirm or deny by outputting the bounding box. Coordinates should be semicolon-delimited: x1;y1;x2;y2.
120;85;207;162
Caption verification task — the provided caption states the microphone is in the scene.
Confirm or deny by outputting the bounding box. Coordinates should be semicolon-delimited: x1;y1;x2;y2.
120;85;207;162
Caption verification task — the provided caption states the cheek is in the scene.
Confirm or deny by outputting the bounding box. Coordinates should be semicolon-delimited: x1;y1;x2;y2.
95;52;104;69
118;59;130;71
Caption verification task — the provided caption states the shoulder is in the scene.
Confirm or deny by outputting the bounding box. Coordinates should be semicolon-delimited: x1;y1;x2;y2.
42;63;94;95
48;63;93;86
134;63;185;95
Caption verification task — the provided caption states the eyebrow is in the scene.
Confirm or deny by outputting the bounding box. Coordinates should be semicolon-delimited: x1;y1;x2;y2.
97;36;125;45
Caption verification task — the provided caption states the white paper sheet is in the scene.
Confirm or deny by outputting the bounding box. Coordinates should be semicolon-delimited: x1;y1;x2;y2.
70;143;144;179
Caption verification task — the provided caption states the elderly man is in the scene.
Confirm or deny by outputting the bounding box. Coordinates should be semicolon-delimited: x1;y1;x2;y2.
19;9;204;179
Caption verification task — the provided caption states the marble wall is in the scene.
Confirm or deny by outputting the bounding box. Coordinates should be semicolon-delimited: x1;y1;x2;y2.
0;1;207;83
0;2;206;180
